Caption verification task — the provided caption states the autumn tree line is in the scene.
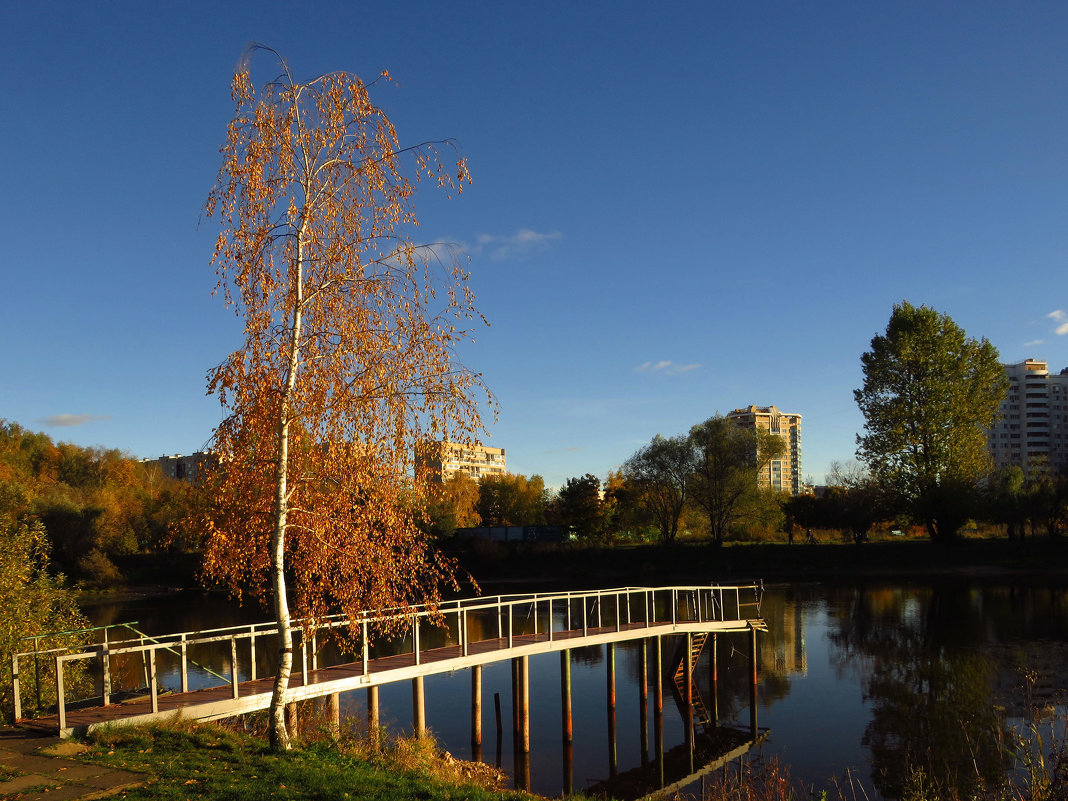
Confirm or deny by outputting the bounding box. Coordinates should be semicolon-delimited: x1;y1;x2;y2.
0;421;195;586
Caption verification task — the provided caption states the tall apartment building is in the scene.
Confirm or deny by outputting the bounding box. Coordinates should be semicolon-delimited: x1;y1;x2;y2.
987;359;1068;474
416;441;506;483
727;405;803;495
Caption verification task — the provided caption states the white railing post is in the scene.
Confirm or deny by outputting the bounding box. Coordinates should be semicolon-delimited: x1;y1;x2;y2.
497;597;503;640
300;632;308;679
150;648;159;713
596;591;602;628
462;609;469;657
249;629;257;682
311;630;318;671
230;637;239;699
672;589;677;625
582;595;588;636
11;654;20;721
548;598;554;643
362;619;369;676
179;634;188;694
56;655;65;733
414;612;421;666
508;602;513;649
101;639;111;706
533;595;538;637
566;593;572;631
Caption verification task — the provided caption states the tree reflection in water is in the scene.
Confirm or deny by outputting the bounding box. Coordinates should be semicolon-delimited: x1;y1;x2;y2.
829;584;1011;798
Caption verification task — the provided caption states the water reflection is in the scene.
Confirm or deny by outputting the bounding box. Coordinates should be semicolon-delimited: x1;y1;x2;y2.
79;581;1068;799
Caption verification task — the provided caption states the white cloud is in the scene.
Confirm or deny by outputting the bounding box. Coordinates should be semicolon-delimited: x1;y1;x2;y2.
36;413;111;427
1024;339;1045;347
1048;309;1068;335
635;360;701;376
472;228;563;261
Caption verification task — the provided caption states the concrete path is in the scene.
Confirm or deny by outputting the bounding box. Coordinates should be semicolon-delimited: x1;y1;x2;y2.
0;726;142;800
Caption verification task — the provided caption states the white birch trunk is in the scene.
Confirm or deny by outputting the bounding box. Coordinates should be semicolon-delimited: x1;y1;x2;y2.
268;220;307;751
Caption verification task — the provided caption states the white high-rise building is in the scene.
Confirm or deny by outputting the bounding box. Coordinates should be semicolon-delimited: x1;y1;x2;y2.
987;359;1068;474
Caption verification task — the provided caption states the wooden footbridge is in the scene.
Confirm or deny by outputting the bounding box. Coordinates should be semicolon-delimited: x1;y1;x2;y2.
11;584;765;743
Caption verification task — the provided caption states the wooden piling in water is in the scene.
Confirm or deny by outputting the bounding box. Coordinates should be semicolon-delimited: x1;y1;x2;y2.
471;664;482;748
749;624;759;737
639;638;649;766
607;642;617;778
413;675;426;737
367;685;380;749
327;693;340;738
561;649;572;744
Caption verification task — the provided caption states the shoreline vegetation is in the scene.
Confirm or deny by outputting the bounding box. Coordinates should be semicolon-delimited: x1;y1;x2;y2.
89;534;1068;604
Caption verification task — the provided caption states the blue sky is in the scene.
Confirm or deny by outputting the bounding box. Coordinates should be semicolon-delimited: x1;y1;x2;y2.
3;2;1067;488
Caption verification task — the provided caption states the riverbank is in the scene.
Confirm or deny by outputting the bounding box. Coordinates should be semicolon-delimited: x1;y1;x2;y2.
454;535;1068;592
96;536;1068;605
65;720;539;801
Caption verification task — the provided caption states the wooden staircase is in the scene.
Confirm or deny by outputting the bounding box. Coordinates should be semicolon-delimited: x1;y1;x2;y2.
673;632;712;726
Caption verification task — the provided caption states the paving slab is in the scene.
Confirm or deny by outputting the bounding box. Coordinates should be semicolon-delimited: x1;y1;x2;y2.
19;784;103;801
0;772;62;792
0;726;143;800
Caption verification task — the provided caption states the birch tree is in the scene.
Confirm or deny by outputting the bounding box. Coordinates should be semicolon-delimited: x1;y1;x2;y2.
201;46;490;750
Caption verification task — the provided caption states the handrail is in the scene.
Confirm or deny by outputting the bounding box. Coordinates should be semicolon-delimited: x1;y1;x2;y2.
14;583;763;727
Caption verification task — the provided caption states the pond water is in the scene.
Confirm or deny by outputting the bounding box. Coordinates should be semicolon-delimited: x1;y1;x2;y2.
79;580;1068;799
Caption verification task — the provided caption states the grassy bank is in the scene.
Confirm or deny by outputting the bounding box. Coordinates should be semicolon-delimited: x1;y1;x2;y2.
76;720;539;801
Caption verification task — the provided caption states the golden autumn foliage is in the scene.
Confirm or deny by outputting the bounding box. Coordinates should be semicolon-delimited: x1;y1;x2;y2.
199;46;490;748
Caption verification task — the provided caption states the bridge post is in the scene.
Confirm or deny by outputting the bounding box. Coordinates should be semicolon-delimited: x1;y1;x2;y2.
520;655;530;753
413;676;426;736
471;664;482;749
607;642;617;778
413;613;421;666
653;636;663;773
367;685;380;749
561;649;572;745
711;633;719;724
639;638;649;766
327;693;340;738
249;629;257;682
684;632;693;750
749;623;759;738
462;610;469;657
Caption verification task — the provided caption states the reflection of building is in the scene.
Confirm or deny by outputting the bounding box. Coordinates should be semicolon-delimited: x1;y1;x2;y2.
758;591;807;677
987;359;1068;474
142;451;216;483
416;441;506;483
727;405;803;495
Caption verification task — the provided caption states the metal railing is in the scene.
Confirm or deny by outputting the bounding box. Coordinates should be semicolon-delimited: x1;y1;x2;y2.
10;583;762;729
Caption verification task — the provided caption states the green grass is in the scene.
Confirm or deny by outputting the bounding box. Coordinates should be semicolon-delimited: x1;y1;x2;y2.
0;763;23;780
81;720;541;801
